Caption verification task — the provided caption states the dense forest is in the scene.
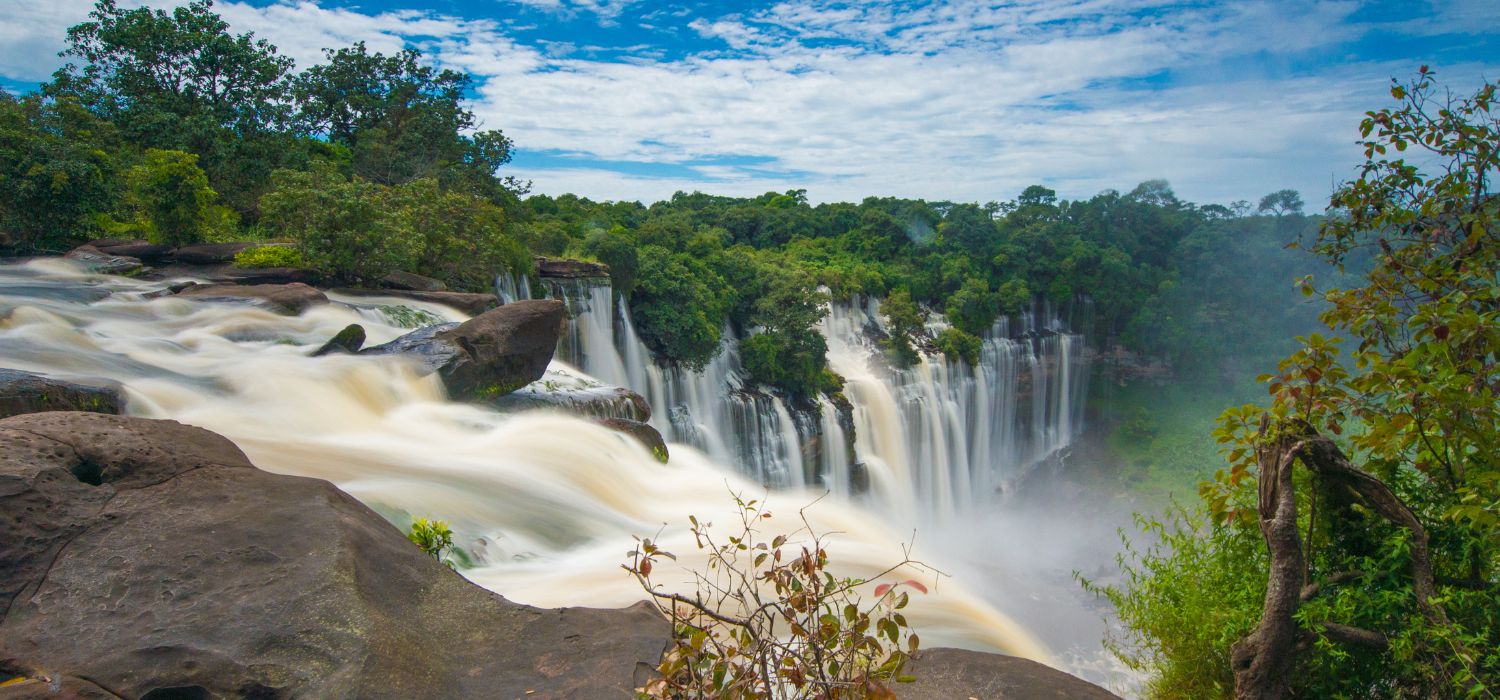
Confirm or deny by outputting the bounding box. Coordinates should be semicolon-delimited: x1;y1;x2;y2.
2;2;1494;698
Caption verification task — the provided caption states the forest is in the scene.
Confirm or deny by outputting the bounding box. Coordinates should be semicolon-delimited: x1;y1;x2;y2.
0;1;1494;698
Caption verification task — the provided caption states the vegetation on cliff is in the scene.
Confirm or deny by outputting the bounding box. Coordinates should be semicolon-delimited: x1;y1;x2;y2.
1088;71;1499;699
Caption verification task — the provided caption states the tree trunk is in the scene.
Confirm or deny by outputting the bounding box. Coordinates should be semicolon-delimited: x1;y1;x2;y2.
1231;419;1462;699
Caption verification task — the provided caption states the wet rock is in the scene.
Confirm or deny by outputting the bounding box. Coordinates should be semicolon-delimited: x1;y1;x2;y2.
378;271;448;292
493;368;651;421
62;246;142;276
175;282;328;315
333;288;499;316
0;412;668;698
173;242;256;265
594;417;669;462
141;280;199;299
901;648;1123;699
535;256;609;278
311;324;366;356
363;299;564;400
0;369;122;419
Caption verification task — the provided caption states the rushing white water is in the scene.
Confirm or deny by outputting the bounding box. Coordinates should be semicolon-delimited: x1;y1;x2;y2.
0;260;1052;663
511;273;1088;522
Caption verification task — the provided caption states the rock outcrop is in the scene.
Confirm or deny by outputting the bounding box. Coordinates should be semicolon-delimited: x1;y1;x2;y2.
87;239;174;263
535;257;609;279
62;246;142;276
0;370;121;419
593;417;669;462
172;242;257;265
175;283;328;315
0;412;668;698
363;300;564;400
332;288;498;316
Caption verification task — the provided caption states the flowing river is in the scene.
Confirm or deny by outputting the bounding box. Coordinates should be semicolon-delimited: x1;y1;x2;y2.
0;259;1101;673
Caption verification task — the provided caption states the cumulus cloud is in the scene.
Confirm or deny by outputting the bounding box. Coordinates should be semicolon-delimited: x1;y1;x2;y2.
1;0;1490;206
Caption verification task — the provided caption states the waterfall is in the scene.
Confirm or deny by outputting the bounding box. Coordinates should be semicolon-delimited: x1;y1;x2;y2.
821;298;1089;517
0;259;1052;662
524;270;1088;521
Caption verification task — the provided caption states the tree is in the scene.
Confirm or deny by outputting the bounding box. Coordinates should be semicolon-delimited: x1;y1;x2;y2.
124;148;224;246
48;0;300;216
294;42;516;197
879;289;924;367
0;92;118;252
1255;189;1303;217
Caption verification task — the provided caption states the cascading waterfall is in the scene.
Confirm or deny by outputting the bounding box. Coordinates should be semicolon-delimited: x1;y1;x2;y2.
524;275;810;489
510;271;1089;520
0;259;1051;662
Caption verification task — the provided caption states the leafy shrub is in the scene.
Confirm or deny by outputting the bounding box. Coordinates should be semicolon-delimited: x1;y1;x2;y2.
407;517;456;568
1078;506;1266;699
934;327;982;366
879;289;923;367
626;493;927;699
232;245;304;269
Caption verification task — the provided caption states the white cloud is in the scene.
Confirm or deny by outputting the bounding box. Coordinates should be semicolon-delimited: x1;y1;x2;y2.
1;0;1490;209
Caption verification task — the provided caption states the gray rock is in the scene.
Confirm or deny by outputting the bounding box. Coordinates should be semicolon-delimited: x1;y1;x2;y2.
0;369;121;419
363;300;563;400
62;246;142;276
378;271;448;292
175;283;328;315
0;412;668;698
311;324;366;356
92;240;174;262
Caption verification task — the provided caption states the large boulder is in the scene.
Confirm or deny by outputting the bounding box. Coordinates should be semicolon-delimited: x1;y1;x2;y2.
0;412;667;698
175;283;328;315
310;324;366;357
901;649;1122;699
0;369;121;419
363;300;563;400
333;288;498;316
62;246;142;276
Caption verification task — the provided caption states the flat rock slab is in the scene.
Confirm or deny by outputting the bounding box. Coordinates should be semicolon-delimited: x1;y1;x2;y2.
0;412;667;698
176;282;328;315
378;271;448;292
219;266;322;285
173;242;257;265
62;246;142;276
334;288;498;315
0;369;121;419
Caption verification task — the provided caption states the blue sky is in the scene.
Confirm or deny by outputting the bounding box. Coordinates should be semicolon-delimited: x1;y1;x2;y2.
3;0;1497;206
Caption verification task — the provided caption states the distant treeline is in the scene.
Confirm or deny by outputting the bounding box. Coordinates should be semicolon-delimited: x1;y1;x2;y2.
0;0;1329;397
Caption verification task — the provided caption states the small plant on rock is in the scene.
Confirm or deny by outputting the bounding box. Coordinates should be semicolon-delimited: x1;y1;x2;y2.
408;517;456;568
233;245;305;269
625;492;929;699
